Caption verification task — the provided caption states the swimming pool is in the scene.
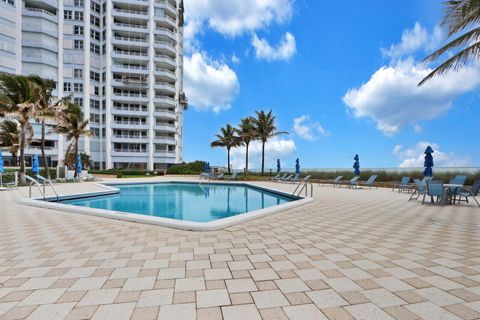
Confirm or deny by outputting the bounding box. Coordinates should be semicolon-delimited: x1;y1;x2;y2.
21;181;312;230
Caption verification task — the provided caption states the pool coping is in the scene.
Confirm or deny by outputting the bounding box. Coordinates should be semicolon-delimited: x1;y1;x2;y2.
18;180;314;231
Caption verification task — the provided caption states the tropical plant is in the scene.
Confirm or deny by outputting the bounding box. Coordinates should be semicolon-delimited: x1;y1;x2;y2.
53;102;91;177
64;152;92;170
236;117;256;174
252;109;288;175
210;124;240;174
29;75;63;179
0;74;39;182
0;119;24;166
419;0;480;85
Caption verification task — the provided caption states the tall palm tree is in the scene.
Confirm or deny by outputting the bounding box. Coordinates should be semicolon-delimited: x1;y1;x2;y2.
29;75;63;179
210;124;240;174
252;109;288;175
0;119;25;166
236;117;256;174
419;0;480;85
0;74;39;182
53;102;91;178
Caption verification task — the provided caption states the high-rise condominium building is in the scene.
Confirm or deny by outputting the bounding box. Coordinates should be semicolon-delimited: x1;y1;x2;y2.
0;0;186;170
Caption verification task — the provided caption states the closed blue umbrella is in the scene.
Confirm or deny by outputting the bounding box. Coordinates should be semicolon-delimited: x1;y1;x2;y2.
423;146;434;177
0;152;4;186
295;158;300;174
277;159;281;173
76;154;82;177
32;153;40;175
353;154;360;175
204;161;210;173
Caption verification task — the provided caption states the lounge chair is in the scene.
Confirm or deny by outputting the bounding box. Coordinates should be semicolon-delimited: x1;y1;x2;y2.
278;174;293;183
65;171;77;182
274;173;288;182
85;173;98;181
283;173;300;184
339;176;359;188
271;174;281;181
356;175;378;189
448;175;467;199
290;173;302;183
211;173;224;180
454;179;480;207
199;172;211;180
300;175;311;183
422;180;452;206
409;179;426;201
225;172;238;181
392;176;411;192
331;176;344;187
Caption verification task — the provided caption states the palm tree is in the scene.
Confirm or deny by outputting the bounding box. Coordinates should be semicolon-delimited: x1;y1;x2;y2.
419;0;480;85
252;109;288;175
210;124;240;174
0;74;39;182
0;119;25;166
29;75;63;179
53;102;91;178
236;117;256;174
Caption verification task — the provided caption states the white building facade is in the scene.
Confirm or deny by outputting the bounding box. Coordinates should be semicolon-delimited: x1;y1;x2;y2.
0;0;186;170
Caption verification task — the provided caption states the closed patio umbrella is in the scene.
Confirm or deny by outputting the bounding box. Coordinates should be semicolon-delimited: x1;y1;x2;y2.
277;159;281;173
0;152;4;186
76;154;82;179
295;158;300;174
423;146;434;177
32;153;40;176
353;154;360;175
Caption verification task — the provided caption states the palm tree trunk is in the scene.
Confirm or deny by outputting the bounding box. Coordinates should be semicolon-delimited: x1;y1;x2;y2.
227;147;231;174
41;120;50;179
261;141;265;175
19;124;26;183
245;143;249;175
74;139;79;178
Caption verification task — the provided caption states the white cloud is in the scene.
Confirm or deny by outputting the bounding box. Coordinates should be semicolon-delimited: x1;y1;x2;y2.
414;124;423;134
293;115;329;141
252;32;297;61
393;142;472;168
231;54;240;64
184;52;240;112
343;58;480;135
184;0;293;40
230;137;296;170
343;23;480;135
381;22;443;60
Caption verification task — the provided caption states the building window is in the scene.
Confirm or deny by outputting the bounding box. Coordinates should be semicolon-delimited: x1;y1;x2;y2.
90;114;100;123
74;97;83;107
74;69;83;79
90;43;100;54
74;40;83;49
90;71;100;82
74;83;83;93
1;0;15;6
74;25;83;35
94;86;99;95
74;0;83;6
74;11;83;21
91;128;100;137
64;10;72;20
90;1;101;14
90;15;100;27
63;82;71;92
90;29;100;41
90;99;100;109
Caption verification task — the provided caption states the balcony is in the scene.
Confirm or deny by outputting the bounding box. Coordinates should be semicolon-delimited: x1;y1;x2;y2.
23;7;58;23
22;39;58;52
22;22;58;35
111;120;149;129
155;14;176;28
22;54;58;67
112;50;148;60
111;92;149;103
154;96;176;107
25;146;58;155
154;40;176;54
112;22;149;33
154;123;176;132
112;8;149;19
153;150;176;158
111;78;148;89
154;69;176;81
154;54;176;68
111;149;149;157
154;82;176;94
111;135;148;143
112;36;148;47
155;27;176;40
153;136;176;144
111;64;149;75
112;106;148;116
154;109;176;120
155;0;176;15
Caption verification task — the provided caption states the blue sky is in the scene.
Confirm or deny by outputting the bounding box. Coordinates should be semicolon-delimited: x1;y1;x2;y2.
182;0;480;170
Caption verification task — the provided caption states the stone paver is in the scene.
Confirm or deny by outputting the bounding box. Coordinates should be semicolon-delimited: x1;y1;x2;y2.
1;178;479;320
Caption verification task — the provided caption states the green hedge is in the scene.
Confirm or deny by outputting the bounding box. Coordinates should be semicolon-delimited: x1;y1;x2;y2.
167;161;206;175
0;168;57;183
89;169;164;177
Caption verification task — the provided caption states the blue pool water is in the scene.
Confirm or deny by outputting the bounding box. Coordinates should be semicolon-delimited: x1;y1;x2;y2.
59;183;295;222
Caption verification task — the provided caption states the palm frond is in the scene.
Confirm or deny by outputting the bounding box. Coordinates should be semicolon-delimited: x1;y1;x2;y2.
424;26;480;62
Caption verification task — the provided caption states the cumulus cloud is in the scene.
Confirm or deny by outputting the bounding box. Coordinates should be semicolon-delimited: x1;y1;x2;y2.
343;59;480;135
184;0;293;41
252;32;297;61
393;141;471;168
344;22;480;135
230;137;296;170
293;115;329;141
184;52;240;112
381;22;443;60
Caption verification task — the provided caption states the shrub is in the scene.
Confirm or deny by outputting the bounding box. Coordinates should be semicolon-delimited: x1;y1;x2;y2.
167;161;206;175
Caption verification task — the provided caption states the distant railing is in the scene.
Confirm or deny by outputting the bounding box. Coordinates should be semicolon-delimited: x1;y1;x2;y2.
24;7;56;17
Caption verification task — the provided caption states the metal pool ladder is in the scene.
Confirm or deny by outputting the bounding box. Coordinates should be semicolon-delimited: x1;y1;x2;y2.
292;181;313;198
26;175;59;201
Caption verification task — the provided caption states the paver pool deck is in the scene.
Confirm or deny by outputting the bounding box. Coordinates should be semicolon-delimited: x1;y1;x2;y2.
0;176;479;320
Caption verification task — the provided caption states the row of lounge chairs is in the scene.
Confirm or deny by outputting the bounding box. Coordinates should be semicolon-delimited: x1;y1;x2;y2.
271;173;312;184
200;172;239;181
323;175;378;189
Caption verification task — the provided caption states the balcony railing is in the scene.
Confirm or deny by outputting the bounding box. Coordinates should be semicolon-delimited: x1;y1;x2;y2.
113;120;148;125
114;36;148;43
114;50;148;57
24;7;56;17
113;92;148;98
114;8;148;16
113;22;148;30
114;149;148;153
